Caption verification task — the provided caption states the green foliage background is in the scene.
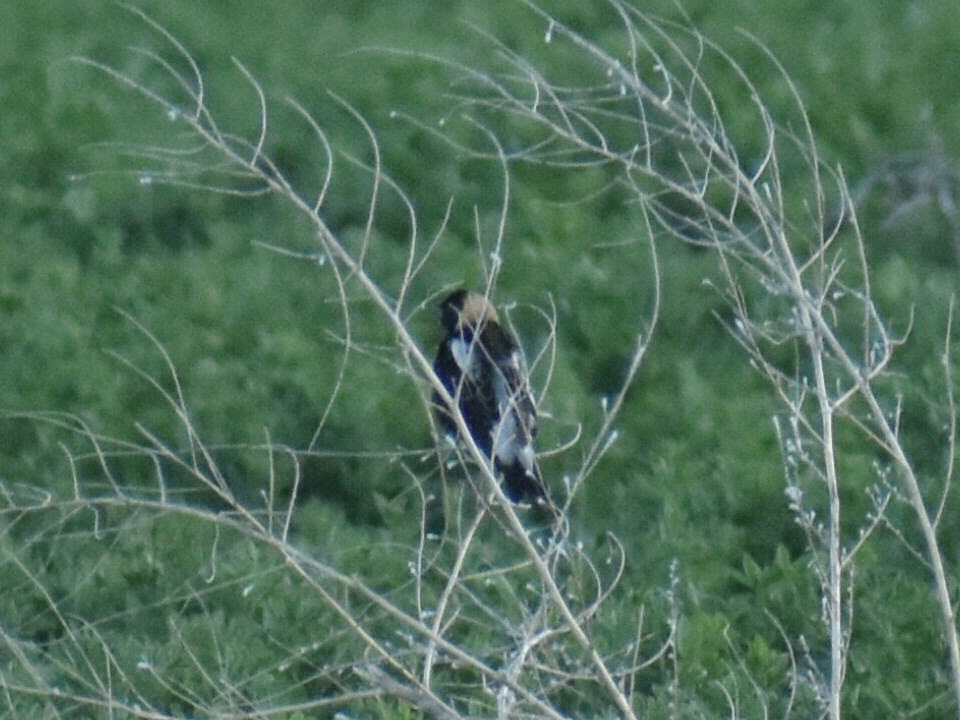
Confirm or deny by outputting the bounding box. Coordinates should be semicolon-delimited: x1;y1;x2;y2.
2;1;959;716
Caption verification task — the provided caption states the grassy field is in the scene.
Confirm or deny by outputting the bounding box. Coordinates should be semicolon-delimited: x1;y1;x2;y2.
2;1;960;717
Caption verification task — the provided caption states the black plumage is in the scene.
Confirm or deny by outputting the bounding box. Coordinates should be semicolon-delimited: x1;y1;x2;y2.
432;289;551;506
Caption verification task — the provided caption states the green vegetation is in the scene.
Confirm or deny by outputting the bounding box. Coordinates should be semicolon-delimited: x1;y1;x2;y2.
2;1;960;717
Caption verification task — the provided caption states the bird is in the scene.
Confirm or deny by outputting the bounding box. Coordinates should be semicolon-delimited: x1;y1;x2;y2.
431;289;554;509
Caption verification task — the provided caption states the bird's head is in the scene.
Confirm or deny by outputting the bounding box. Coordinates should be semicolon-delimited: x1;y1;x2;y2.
439;289;500;335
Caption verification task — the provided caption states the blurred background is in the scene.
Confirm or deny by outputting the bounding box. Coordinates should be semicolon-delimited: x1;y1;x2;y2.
2;1;959;715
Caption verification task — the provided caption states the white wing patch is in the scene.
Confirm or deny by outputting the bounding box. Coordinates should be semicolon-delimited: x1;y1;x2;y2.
450;337;478;378
492;410;519;461
492;411;537;476
490;350;538;475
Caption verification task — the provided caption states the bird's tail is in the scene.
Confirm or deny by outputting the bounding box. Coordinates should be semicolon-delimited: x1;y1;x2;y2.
500;460;564;527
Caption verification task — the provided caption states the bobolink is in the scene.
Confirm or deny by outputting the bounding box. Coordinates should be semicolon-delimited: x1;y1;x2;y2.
432;289;552;508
